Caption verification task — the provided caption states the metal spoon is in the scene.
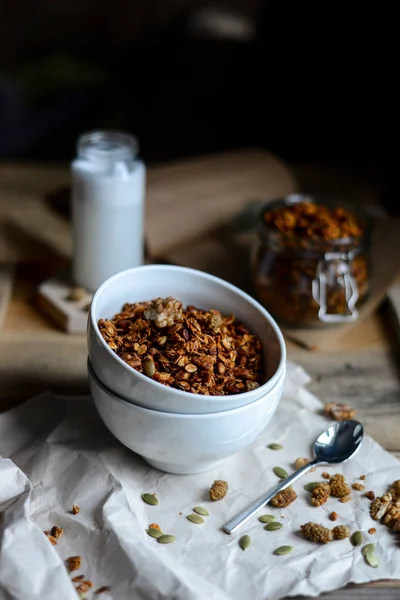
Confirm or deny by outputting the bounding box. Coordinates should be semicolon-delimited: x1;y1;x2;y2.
223;419;363;535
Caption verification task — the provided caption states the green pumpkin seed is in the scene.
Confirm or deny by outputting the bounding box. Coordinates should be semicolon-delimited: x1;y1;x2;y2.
239;535;251;550
361;543;375;557
146;528;164;539
258;514;276;523
143;357;155;378
274;545;293;555
142;493;159;506
158;534;176;544
187;513;204;524
350;531;363;546
273;467;288;479
304;482;321;492
265;521;283;531
193;506;209;516
268;443;283;450
365;553;379;568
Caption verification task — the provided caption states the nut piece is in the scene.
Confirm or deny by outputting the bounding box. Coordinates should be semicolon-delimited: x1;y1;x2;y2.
144;297;183;328
332;524;351;540
370;494;392;520
72;504;80;515
352;483;366;491
270;486;297;508
360;475;366;480
311;482;331;507
209;480;228;501
325;402;356;421
321;472;330;480
294;457;309;469
330;474;351;498
66;556;81;572
382;503;400;528
339;496;352;503
45;532;58;545
388;480;400;502
329;511;338;521
368;527;377;535
300;522;333;544
50;526;64;539
365;491;376;501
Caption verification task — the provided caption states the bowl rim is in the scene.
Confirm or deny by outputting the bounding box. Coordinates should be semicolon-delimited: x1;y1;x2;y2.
89;264;286;402
88;357;285;419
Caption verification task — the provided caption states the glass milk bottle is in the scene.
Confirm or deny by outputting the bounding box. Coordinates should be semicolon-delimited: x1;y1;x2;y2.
71;130;145;292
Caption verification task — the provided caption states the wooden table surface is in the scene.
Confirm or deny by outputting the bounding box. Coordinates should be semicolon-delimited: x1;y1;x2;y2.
0;154;399;599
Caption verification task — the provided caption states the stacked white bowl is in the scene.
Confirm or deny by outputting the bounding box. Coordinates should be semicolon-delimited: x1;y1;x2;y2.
88;265;286;474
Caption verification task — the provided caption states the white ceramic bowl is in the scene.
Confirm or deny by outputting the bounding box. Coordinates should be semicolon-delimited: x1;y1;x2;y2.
88;265;286;414
88;358;285;474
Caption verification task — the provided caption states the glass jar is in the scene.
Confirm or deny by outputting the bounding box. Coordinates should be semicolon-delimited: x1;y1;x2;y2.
252;194;371;327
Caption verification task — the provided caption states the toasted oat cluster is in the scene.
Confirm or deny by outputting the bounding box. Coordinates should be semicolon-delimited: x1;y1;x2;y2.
329;474;351;498
332;525;350;540
98;298;264;395
300;522;333;544
311;483;331;507
209;480;228;501
270;486;297;508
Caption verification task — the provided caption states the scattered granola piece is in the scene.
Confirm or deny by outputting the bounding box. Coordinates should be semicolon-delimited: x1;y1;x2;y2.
382;503;400;528
329;511;338;521
325;402;356;421
51;526;64;539
352;483;365;491
95;587;110;595
368;528;377;535
388;480;400;502
45;533;58;545
294;457;309;469
330;474;351;498
360;475;366;480
270;486;297;508
209;480;228;501
311;483;331;507
66;556;82;572
321;472;330;480
339;496;352;503
300;522;333;544
72;505;80;515
72;575;85;582
77;581;92;594
332;525;350;540
370;495;392;520
365;491;375;501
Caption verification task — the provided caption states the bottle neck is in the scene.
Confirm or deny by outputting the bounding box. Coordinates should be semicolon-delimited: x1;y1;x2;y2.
77;131;138;164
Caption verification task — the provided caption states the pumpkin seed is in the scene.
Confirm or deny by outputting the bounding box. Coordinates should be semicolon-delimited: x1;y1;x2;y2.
193;506;209;516
146;528;164;539
365;553;379;568
273;467;288;479
258;514;276;523
143;357;155;378
239;535;251;550
274;545;293;555
350;531;363;547
142;493;158;506
265;521;283;531
304;482;321;492
361;543;376;557
187;513;204;524
158;534;176;544
268;443;283;450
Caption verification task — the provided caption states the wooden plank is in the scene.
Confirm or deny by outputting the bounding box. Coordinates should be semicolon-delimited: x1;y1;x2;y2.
0;266;13;327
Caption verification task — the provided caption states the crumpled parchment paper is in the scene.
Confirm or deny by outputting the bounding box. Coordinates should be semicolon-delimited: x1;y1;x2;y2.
0;362;399;600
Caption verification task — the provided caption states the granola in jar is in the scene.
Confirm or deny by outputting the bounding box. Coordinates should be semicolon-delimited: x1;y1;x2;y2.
252;195;370;327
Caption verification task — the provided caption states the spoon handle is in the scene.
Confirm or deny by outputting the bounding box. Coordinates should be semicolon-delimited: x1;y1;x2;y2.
223;459;320;535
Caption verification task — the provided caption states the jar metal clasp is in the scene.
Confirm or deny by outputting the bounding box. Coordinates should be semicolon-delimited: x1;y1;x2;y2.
312;252;359;323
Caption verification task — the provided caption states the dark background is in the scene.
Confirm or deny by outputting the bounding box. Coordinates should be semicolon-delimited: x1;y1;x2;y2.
0;2;392;208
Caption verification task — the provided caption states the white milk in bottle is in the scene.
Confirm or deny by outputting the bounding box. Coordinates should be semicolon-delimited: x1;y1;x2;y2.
72;130;145;292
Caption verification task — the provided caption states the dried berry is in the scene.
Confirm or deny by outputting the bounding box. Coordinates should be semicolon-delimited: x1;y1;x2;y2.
270;486;297;508
321;472;330;480
365;491;375;501
330;474;351;498
311;482;331;507
333;525;351;540
368;528;377;535
99;299;264;396
66;556;81;572
329;511;338;521
209;480;228;501
300;522;333;544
